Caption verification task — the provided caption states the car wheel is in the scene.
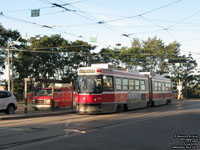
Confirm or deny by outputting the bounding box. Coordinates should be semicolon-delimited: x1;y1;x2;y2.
6;105;15;114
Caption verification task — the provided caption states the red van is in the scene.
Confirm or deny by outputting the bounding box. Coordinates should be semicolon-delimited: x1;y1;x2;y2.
32;85;73;110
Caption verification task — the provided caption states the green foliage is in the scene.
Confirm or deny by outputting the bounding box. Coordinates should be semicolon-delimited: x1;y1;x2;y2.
14;34;95;83
97;37;199;98
0;24;200;98
0;25;21;74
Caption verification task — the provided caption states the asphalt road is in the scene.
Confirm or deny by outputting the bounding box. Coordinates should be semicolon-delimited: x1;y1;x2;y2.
0;100;200;150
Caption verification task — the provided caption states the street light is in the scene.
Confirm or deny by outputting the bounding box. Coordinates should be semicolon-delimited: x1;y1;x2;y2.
116;43;121;49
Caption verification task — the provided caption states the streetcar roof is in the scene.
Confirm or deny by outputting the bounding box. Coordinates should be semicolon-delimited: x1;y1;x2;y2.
78;66;147;79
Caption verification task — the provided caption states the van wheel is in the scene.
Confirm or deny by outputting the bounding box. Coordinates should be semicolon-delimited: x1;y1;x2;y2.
33;108;38;111
116;104;123;113
6;105;15;114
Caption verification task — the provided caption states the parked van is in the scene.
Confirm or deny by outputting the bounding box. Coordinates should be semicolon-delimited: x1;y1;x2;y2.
32;85;73;110
0;90;17;114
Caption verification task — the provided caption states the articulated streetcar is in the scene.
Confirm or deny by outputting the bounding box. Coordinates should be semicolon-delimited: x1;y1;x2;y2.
76;64;172;114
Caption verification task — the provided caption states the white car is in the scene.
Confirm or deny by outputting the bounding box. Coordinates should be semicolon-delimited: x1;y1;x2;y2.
0;90;17;114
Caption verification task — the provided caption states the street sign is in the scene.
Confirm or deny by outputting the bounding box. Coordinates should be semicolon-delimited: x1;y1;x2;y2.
90;37;97;43
31;9;40;17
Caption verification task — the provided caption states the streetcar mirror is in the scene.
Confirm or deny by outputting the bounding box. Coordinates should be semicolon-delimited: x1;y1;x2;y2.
103;76;107;80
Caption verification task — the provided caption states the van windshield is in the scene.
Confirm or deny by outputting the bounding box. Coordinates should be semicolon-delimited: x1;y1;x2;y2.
39;89;52;96
78;75;102;94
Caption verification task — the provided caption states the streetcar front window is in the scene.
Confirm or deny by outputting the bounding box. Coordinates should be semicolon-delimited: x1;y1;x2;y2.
78;76;102;93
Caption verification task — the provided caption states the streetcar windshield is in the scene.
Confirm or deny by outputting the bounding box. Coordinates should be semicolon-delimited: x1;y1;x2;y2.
78;76;102;93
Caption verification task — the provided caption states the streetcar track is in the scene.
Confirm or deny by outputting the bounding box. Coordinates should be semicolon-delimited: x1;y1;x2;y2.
0;134;65;149
0;102;199;149
0;103;177;128
0;101;178;127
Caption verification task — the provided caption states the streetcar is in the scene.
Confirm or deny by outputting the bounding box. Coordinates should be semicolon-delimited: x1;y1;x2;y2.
76;64;172;114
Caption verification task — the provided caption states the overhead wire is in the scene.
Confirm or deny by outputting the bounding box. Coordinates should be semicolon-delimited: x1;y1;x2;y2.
5;49;199;64
0;13;88;40
36;0;134;38
104;0;184;23
3;0;200;52
46;1;130;37
0;11;115;49
5;0;198;38
68;4;131;37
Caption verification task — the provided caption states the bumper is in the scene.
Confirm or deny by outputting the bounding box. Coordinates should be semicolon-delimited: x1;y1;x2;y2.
32;104;51;110
76;103;116;114
77;103;102;114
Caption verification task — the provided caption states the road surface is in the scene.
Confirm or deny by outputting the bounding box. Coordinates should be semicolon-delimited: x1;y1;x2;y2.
0;100;200;150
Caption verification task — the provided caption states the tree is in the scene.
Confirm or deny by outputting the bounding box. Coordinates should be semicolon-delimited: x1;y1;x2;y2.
0;24;25;75
98;47;120;65
15;35;68;80
60;40;95;81
14;35;95;84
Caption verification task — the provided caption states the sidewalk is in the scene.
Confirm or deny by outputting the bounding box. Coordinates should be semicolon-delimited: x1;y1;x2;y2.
0;103;76;120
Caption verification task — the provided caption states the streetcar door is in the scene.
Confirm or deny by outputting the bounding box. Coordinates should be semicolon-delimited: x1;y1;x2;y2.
148;75;153;106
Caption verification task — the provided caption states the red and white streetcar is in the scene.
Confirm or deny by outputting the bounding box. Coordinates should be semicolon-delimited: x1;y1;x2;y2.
76;64;172;114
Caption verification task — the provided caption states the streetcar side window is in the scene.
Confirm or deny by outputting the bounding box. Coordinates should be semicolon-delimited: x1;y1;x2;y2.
123;78;128;91
154;81;158;91
115;78;122;91
129;79;134;91
166;83;171;91
134;79;140;91
166;83;168;91
103;76;114;91
140;80;146;91
158;82;162;91
162;83;166;91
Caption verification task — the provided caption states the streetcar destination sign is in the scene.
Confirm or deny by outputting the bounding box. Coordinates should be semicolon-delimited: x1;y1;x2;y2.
79;69;95;73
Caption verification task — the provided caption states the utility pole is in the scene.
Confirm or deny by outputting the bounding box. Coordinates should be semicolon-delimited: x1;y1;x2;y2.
7;36;21;93
7;44;10;91
11;51;14;93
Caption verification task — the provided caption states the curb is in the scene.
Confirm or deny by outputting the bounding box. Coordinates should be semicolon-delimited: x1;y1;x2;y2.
0;110;76;120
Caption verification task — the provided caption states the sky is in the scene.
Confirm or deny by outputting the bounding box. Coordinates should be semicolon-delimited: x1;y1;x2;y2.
1;0;200;79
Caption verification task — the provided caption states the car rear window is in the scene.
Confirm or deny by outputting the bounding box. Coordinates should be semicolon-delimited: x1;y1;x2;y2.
0;91;12;99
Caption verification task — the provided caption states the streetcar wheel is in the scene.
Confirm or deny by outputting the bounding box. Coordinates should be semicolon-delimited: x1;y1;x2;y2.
116;104;123;113
148;100;154;107
166;99;171;105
